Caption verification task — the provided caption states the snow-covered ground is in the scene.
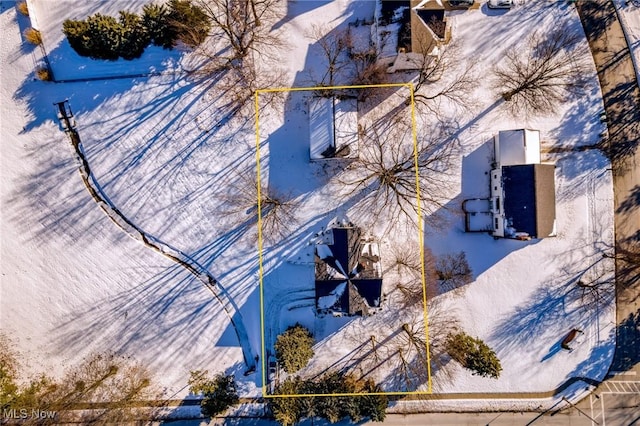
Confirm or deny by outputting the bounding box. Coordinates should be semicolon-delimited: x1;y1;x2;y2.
27;0;184;81
1;0;616;407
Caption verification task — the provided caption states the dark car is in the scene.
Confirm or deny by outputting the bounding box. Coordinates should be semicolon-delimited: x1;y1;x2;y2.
449;0;475;6
487;0;513;8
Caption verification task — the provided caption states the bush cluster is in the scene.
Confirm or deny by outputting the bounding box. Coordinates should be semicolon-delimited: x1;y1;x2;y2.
62;0;210;61
269;373;387;425
24;27;42;45
17;1;29;16
446;332;502;379
188;371;239;417
274;324;314;374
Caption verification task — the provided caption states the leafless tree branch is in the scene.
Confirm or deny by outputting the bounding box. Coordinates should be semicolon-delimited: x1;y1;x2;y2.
493;24;589;116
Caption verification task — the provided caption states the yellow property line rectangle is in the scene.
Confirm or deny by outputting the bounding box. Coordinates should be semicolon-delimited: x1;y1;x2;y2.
254;83;432;398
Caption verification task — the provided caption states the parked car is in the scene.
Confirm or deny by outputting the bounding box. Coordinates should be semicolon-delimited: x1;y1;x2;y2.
487;0;513;8
449;0;474;6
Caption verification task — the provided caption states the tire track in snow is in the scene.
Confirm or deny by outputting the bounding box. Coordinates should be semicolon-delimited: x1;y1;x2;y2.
62;128;257;373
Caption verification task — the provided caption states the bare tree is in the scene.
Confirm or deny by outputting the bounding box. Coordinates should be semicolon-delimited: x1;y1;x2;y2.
346;25;390;101
493;24;589;115
195;0;282;65
339;296;459;391
184;0;285;120
393;39;477;116
7;352;160;425
224;170;298;243
390;245;438;308
435;251;473;292
305;25;353;93
340;112;457;226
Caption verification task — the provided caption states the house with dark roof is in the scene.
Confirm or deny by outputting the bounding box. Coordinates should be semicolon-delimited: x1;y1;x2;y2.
386;0;452;72
313;219;383;316
490;129;557;239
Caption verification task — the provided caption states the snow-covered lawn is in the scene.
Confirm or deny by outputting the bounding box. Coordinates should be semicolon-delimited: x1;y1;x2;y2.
1;0;616;405
27;0;184;81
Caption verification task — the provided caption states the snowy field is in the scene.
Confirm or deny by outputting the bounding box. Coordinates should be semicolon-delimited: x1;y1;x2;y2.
1;0;617;406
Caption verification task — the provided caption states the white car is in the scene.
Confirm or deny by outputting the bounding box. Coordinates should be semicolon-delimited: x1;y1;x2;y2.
487;0;513;8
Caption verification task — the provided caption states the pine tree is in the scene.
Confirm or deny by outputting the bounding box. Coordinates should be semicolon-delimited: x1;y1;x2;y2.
118;11;149;59
353;379;387;422
188;370;239;417
142;3;174;48
85;14;122;60
269;378;304;426
274;324;314;374
63;19;91;57
446;332;502;379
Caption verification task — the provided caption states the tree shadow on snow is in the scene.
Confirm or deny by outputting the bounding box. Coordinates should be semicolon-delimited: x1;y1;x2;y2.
489;232;616;367
49;263;235;382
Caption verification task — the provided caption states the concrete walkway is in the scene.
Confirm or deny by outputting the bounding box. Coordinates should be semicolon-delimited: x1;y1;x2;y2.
575;0;640;379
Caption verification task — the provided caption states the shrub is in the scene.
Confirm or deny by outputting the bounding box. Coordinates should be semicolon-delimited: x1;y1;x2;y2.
166;0;211;47
63;19;91;56
269;373;387;425
24;28;42;45
84;14;122;60
118;11;149;59
188;371;239;417
446;332;502;379
17;1;29;16
36;67;51;81
142;3;173;48
436;251;473;291
63;14;123;60
274;324;314;374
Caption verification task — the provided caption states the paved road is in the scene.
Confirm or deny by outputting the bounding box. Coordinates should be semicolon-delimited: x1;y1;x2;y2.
159;410;607;425
576;0;640;382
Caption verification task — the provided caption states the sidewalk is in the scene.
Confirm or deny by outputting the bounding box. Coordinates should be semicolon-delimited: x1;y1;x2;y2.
575;0;640;378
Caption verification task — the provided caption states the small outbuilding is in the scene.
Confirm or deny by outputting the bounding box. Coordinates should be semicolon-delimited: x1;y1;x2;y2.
309;97;359;161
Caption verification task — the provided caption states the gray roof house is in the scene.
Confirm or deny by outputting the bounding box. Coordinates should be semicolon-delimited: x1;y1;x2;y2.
490;130;557;239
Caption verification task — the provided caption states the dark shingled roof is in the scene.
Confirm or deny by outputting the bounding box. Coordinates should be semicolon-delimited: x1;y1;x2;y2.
503;164;556;238
315;227;383;316
534;164;557;238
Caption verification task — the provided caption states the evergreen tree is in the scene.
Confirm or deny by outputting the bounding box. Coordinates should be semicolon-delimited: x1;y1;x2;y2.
269;378;304;426
85;13;122;60
118;11;149;59
446;332;502;379
63;19;91;57
274;324;315;374
352;379;387;422
142;3;173;48
188;370;239;417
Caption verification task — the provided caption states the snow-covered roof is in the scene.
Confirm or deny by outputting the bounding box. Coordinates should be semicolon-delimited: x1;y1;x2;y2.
309;97;359;160
495;129;541;166
414;0;445;9
314;225;382;316
309;97;335;160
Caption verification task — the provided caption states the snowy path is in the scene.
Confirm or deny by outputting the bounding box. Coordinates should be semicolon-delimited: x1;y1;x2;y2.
61;124;257;372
